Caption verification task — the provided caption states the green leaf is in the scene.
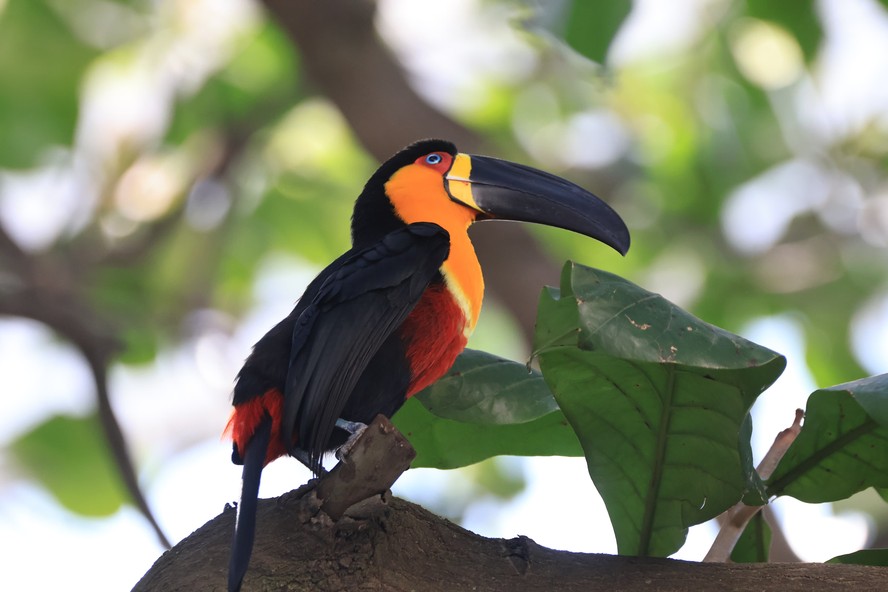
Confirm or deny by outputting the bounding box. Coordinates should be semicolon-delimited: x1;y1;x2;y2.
744;0;822;63
393;349;583;469
117;324;159;365
739;414;768;506
415;349;557;425
827;549;888;567
393;398;582;469
0;0;99;167
730;512;771;563
766;374;888;502
9;414;128;516
534;262;786;557
563;0;632;64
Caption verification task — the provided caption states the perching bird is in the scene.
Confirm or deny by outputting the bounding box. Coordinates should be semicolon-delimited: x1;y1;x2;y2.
225;139;630;591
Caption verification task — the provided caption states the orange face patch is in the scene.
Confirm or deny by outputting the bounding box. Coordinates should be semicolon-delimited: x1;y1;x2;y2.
383;158;484;332
384;160;476;230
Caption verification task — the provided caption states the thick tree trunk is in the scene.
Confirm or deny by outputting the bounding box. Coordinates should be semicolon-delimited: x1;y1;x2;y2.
134;419;886;592
134;488;886;592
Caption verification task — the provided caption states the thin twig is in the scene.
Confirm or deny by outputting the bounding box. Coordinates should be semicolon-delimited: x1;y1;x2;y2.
0;281;172;548
704;409;804;562
80;343;173;549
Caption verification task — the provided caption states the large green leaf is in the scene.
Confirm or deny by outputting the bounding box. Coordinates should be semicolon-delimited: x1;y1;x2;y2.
9;414;128;516
562;0;632;65
533;262;786;557
393;349;583;469
766;374;888;502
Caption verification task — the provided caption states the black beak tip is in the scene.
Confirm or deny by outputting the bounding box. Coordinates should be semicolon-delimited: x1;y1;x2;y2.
455;153;632;256
611;229;631;256
591;215;630;256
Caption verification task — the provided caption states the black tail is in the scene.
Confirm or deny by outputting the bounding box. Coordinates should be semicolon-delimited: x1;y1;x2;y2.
228;413;272;592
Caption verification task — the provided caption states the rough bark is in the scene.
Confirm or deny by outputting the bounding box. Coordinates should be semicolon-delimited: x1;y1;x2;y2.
134;490;888;592
135;484;888;592
134;417;887;592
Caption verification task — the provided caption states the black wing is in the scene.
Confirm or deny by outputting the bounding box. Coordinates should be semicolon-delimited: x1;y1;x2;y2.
281;222;450;473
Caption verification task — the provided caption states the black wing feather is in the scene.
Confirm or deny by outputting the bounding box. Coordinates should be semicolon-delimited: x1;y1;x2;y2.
281;223;450;473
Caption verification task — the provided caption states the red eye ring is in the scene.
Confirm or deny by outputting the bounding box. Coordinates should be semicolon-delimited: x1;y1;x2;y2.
414;152;453;172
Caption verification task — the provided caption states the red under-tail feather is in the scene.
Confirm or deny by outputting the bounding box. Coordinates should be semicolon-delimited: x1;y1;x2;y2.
226;388;287;466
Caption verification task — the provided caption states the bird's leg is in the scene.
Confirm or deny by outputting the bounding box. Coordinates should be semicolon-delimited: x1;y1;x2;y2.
334;418;368;460
335;418;367;434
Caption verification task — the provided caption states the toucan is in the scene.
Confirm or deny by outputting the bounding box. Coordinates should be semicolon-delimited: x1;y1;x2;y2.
225;139;630;591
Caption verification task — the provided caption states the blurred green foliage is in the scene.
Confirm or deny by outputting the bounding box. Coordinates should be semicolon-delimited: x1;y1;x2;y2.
563;0;631;64
10;414;127;516
0;0;97;168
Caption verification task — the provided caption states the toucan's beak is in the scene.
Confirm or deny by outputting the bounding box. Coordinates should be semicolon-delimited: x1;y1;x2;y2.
445;153;630;255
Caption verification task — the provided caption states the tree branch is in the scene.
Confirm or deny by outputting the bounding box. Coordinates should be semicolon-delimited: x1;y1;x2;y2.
0;188;176;549
0;283;171;548
81;341;173;549
134;411;886;592
0;122;261;551
315;415;416;520
0;221;30;273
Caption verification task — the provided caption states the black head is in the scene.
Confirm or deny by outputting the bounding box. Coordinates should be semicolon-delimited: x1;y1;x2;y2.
351;139;457;248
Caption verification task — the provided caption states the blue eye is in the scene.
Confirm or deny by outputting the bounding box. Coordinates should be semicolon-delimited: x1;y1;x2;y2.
425;153;442;165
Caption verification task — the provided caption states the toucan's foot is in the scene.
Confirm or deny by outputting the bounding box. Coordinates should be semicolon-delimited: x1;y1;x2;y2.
335;418;367;434
335;418;368;460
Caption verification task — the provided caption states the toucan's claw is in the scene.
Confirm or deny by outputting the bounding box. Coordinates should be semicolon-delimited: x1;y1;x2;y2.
335;418;367;434
335;418;369;460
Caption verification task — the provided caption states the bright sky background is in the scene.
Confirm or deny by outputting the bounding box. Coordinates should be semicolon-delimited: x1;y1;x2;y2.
1;0;886;590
